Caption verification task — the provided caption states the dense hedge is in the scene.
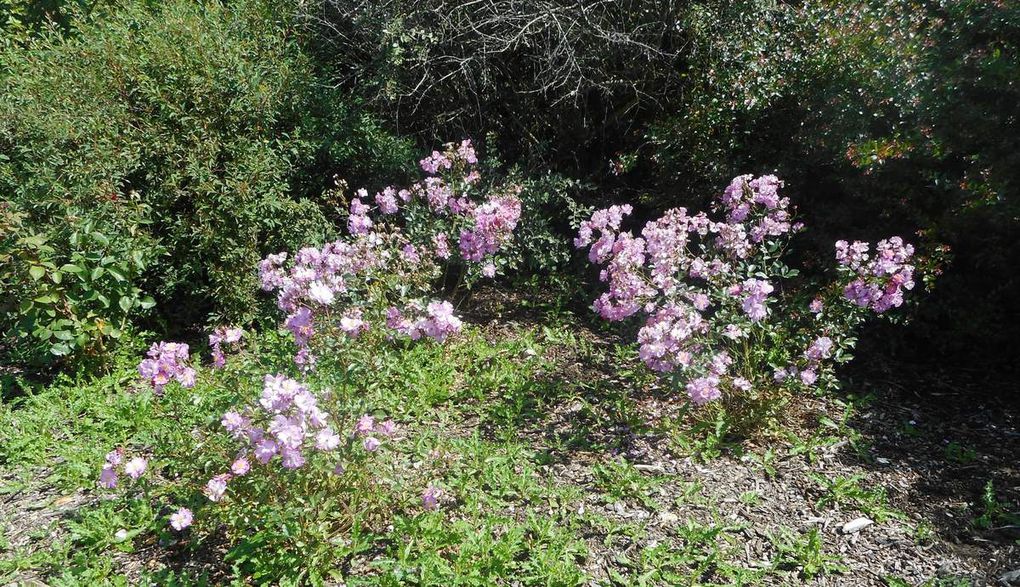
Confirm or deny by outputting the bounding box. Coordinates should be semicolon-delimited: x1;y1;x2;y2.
3;0;1017;376
305;0;1019;374
1;0;411;366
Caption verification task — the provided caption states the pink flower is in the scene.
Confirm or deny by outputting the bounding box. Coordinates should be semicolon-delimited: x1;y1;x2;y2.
362;437;381;452
169;507;193;531
124;457;147;480
205;474;230;502
315;428;341;451
230;457;251;476
354;414;375;436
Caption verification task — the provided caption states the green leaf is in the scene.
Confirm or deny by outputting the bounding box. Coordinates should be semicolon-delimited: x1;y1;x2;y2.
91;267;105;280
29;265;46;281
50;343;71;356
139;296;156;309
52;330;74;341
60;263;84;273
107;268;126;282
118;296;133;312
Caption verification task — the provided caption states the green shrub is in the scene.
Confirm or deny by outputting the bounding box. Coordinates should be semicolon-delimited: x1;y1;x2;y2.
0;0;411;367
0;200;156;365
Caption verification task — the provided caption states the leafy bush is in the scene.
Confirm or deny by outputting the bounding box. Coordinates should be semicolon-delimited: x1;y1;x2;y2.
0;0;411;367
93;140;525;580
641;0;1020;373
575;175;921;429
0;202;156;364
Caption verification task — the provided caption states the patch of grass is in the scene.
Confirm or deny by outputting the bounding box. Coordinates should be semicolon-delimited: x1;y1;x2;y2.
810;473;907;523
944;441;978;464
591;458;664;509
770;527;847;580
974;479;1020;530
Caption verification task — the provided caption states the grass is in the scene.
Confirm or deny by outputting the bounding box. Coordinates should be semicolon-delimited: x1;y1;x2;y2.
0;310;1008;585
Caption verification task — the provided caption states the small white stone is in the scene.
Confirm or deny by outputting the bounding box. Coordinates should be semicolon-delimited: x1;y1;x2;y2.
841;517;874;534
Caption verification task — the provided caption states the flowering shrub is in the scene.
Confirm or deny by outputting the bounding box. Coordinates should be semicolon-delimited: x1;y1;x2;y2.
576;175;918;421
208;326;243;368
137;342;196;394
94;141;515;580
259;139;521;368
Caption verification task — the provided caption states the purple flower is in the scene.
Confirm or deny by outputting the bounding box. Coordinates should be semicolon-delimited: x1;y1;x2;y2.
740;279;773;322
307;282;335;305
221;410;248;437
375;187;399;214
418;300;462;342
99;464;118;489
422;485;445;511
376;420;397;437
809;298;824;314
354;414;375;436
686;376;721;405
138;342;195;393
805;336;834;362
280;448;306;469
800;369;818;385
339;310;368;337
362;437;381;452
254;438;278;464
105;448;124;466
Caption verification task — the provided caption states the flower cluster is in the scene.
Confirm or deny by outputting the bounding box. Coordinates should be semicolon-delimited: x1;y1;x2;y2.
836;237;915;313
209;327;243;368
98;448;147;489
202;375;397;505
138;342;196;393
258;139;520;367
385;301;463;343
577;174;918;406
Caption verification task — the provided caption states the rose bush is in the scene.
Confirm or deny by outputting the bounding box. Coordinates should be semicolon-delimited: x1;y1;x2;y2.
576;174;918;428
